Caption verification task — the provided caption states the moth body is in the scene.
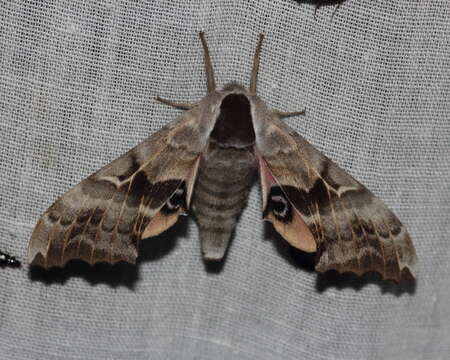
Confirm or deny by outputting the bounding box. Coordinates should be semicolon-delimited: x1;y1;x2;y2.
191;89;258;260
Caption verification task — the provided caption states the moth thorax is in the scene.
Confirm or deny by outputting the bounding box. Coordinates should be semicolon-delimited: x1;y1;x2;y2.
210;93;256;148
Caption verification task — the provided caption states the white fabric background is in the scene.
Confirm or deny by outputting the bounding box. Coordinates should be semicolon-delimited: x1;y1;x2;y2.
1;1;449;359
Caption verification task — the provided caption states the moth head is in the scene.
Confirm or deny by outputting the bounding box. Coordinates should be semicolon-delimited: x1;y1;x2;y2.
197;33;266;149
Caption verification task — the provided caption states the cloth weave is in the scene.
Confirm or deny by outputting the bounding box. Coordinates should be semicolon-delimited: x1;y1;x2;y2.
1;1;449;359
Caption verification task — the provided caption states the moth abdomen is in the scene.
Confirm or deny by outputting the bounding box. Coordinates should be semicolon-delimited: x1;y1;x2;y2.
191;146;257;261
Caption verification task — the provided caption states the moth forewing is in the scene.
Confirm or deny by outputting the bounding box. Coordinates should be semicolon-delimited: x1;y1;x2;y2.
28;111;206;268
255;113;417;282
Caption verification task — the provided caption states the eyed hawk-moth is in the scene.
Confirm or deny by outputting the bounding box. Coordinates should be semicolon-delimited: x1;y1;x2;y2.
28;32;417;282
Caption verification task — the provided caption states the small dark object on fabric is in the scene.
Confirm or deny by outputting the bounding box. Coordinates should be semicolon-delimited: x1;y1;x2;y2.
0;251;21;267
294;0;347;18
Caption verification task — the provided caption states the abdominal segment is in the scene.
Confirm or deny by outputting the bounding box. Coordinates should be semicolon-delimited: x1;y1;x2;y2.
191;144;257;261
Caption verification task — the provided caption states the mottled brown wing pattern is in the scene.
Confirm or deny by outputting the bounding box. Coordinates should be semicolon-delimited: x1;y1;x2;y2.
257;116;417;282
29;114;204;269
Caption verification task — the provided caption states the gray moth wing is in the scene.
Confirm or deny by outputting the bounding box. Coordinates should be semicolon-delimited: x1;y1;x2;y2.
28;107;212;269
255;111;417;282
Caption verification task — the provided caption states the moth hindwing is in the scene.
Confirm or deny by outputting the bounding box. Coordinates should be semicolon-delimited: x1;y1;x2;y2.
28;32;416;282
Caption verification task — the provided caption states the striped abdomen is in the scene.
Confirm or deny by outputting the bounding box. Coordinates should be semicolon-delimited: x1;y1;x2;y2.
191;144;257;260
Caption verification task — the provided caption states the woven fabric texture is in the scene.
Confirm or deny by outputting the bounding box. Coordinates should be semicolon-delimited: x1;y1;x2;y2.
1;1;449;359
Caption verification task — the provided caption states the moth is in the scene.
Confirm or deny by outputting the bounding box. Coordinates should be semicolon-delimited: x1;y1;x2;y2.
0;250;20;268
28;32;417;282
